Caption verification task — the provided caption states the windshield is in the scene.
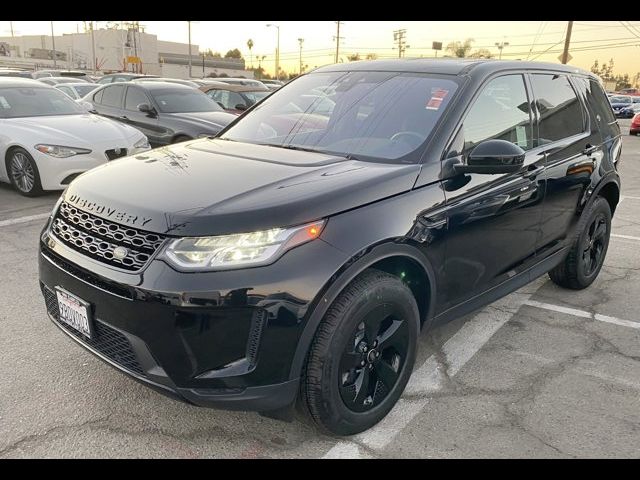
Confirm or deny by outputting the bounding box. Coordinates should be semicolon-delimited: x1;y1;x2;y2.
610;96;632;104
150;88;223;113
74;84;99;97
0;86;85;118
221;71;459;162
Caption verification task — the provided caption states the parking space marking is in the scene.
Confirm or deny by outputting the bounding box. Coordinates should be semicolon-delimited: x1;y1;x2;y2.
322;290;534;458
0;213;50;228
524;300;640;330
620;195;640;201
611;233;640;242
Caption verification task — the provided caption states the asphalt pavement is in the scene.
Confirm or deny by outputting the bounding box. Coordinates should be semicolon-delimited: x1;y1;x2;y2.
0;119;638;458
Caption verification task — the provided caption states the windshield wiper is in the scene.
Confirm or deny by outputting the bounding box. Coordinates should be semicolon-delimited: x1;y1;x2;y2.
260;143;359;161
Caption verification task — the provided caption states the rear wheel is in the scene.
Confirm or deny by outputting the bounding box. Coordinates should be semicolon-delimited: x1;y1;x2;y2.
7;147;43;197
548;196;611;289
302;269;419;435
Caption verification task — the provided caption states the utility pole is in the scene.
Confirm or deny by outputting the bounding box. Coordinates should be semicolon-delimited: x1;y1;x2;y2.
333;21;344;63
298;38;304;74
266;24;280;80
10;22;14;37
90;21;97;73
560;21;574;64
202;53;205;76
495;39;509;60
393;29;407;58
188;21;192;78
257;55;266;79
51;21;57;68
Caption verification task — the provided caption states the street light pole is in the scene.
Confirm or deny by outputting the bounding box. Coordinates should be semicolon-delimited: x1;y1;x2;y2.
188;21;192;78
298;38;304;74
51;21;57;68
266;24;280;80
495;39;509;60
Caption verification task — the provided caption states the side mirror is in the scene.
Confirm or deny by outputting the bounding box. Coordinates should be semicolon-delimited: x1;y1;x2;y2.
137;103;156;115
78;100;95;112
235;103;248;111
454;139;525;175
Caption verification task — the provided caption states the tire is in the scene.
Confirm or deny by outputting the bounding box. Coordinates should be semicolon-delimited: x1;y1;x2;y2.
6;147;44;197
302;269;419;436
172;135;192;144
548;196;612;290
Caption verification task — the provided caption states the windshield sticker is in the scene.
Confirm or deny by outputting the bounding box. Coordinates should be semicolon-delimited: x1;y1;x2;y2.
0;96;10;109
426;88;449;110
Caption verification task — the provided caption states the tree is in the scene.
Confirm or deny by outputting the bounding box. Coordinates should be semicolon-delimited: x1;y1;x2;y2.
224;48;243;59
347;53;361;61
205;49;222;58
365;53;378;60
446;38;474;58
246;39;254;68
470;48;493;59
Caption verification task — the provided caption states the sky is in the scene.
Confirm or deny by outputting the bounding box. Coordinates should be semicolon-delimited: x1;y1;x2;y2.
3;21;640;78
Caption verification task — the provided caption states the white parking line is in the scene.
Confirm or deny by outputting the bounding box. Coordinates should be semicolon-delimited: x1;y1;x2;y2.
0;212;50;228
620;195;640;201
322;290;534;458
524;300;640;330
611;233;640;242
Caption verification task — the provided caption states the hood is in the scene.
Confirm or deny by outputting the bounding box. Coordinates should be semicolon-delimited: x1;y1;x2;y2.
7;113;141;146
63;139;421;236
163;111;237;132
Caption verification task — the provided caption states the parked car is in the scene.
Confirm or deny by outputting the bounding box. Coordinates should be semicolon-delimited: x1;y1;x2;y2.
609;95;637;118
132;77;200;88
0;78;150;196
84;81;236;147
216;77;269;90
55;82;100;100
37;59;621;435
33;70;95;82
631;113;640;135
199;83;272;114
617;87;640;96
259;79;284;91
38;77;91;86
0;68;35;79
96;73;159;85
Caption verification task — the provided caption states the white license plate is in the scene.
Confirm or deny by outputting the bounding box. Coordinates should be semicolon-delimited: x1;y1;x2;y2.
55;287;93;338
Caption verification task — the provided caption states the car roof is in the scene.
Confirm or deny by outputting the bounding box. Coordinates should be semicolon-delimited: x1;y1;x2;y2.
102;73;159;78
124;81;196;90
200;83;268;93
55;82;96;88
313;58;593;78
0;77;51;88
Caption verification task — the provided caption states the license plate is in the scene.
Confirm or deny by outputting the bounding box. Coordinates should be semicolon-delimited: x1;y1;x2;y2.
55;287;93;339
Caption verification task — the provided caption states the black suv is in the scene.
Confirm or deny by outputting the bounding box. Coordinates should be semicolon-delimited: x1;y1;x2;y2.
39;60;621;435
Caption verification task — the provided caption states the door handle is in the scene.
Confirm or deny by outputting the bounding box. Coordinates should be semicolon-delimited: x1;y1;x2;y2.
524;165;545;179
120;115;129;120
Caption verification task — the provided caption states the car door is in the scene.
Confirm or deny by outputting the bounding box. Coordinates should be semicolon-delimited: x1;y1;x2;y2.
92;84;125;122
439;73;547;312
122;85;162;145
530;73;605;259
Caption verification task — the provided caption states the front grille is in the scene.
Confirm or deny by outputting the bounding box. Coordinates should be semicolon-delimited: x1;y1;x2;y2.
105;148;127;160
43;285;145;376
50;202;165;271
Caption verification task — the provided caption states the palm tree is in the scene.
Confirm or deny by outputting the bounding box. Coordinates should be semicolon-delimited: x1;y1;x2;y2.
247;39;254;69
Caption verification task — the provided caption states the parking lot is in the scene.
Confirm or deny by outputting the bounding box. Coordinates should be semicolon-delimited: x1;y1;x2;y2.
0;119;638;458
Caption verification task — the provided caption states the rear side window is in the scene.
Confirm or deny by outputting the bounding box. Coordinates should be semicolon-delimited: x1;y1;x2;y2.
584;78;616;124
101;85;124;108
530;74;584;144
92;88;104;104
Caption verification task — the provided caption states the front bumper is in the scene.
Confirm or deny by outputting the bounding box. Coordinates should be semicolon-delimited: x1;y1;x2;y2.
38;224;347;411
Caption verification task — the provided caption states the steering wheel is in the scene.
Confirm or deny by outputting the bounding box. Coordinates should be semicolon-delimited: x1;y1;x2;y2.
390;131;424;146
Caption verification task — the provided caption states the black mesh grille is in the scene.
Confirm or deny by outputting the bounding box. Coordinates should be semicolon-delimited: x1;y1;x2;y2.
105;148;128;160
246;309;266;367
42;286;145;376
50;202;165;271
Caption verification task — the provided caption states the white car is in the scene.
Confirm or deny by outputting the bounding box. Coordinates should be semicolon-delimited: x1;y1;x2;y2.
0;78;151;196
55;82;100;100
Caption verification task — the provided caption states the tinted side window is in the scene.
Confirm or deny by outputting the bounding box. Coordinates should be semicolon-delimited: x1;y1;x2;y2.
530;74;584;144
101;85;124;108
462;74;533;153
585;78;616;124
124;86;149;111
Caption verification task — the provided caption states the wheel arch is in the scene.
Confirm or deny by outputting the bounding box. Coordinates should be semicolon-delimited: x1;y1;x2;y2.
289;241;437;381
597;179;620;215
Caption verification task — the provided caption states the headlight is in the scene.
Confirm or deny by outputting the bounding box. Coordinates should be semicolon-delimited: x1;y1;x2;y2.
34;144;91;158
163;220;325;271
134;136;150;149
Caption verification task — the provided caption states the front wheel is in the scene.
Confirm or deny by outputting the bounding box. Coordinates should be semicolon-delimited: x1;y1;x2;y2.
302;269;419;436
548;196;612;289
7;147;44;197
